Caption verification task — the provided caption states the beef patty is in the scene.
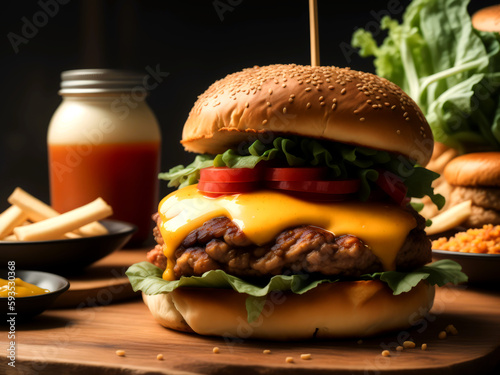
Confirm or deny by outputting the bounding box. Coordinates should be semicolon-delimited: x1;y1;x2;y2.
147;208;431;280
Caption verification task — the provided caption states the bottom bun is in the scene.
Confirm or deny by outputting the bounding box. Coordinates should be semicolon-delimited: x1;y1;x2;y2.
142;280;435;340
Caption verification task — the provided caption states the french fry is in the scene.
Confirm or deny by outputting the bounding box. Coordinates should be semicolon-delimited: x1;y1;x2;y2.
425;200;472;236
14;198;113;241
8;187;108;236
0;205;28;240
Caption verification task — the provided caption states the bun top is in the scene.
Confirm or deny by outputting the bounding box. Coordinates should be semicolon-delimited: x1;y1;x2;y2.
472;4;500;32
444;152;500;187
181;64;433;166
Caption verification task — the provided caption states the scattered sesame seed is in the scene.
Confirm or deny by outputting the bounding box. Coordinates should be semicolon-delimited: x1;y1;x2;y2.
328;85;334;90
372;104;378;109
421;343;428;351
157;354;164;360
381;350;390;357
320;102;325;106
438;331;447;340
332;98;337;103
262;119;268;125
290;94;295;98
446;324;458;335
403;341;416;349
306;102;311;109
268;89;273;95
375;96;380;100
245;102;249;108
391;105;396;110
285;357;294;363
319;96;324;101
367;100;372;104
267;102;272;107
288;98;294;103
403;112;408;117
360;117;365;121
301;354;312;360
341;88;346;95
396;346;404;352
385;102;390;106
405;117;410;121
332;103;337;110
283;107;287;113
305;87;312;92
213;102;220;107
213;347;220;354
282;84;286;88
116;350;125;357
263;349;271;354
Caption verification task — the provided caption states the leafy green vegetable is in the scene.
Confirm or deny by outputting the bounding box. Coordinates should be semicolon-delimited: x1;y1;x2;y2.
126;260;467;323
159;136;443;207
351;0;500;153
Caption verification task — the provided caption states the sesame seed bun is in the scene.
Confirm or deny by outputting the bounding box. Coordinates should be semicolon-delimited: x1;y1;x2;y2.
142;280;435;340
181;64;433;166
472;4;500;32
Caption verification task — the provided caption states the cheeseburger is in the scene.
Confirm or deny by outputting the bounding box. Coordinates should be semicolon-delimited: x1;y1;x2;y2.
127;64;466;340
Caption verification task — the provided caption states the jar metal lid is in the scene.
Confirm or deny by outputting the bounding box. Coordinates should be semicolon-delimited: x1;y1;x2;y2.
60;69;146;94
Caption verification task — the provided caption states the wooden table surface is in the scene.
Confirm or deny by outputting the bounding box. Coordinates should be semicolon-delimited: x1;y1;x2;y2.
2;249;500;375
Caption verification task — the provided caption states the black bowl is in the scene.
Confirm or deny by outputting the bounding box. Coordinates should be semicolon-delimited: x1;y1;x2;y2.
432;249;500;286
0;219;136;272
1;270;70;320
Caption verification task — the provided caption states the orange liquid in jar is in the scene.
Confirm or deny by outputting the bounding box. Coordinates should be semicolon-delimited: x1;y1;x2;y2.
48;142;160;245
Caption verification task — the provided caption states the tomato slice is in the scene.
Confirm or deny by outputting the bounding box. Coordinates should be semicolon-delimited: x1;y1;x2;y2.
198;181;260;194
200;167;262;182
266;179;360;194
264;167;328;181
375;170;408;206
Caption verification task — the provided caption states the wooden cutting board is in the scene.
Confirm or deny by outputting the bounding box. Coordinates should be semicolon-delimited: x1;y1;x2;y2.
51;248;147;308
3;285;500;374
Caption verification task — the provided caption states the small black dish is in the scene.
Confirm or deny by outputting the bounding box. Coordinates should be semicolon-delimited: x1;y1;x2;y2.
0;219;136;272
432;249;500;286
1;270;70;320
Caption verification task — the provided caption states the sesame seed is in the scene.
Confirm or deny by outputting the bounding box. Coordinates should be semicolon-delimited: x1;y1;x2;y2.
375;96;380;100
306;79;311;83
403;341;416;349
328;85;334;90
306;102;311;109
267;102;272;107
405;117;410;121
263;349;271;354
367;100;372;104
438;331;447;340
421;343;428;351
360;117;365;121
340;81;346;85
378;104;382;108
320;102;325;106
381;350;390;357
116;350;125;357
245;102;249;108
157;354;164;360
319;96;324;101
446;324;458;335
391;105;396;110
213;347;220;354
288;98;294;103
290;94;295;98
403;112;408;117
268;89;273;95
213;102;220;107
332;98;337;103
341;88;346;95
262;119;268;125
285;357;294;363
300;354;312;360
326;78;331;83
298;81;303;85
354;109;359;114
305;87;312;92
396;346;404;352
332;103;337;110
283;107;287;113
282;84;286;88
385;102;390;106
396;130;401;135
372;104;378;109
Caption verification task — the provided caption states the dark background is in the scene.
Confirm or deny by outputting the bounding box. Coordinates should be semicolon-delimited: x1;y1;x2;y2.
0;0;495;211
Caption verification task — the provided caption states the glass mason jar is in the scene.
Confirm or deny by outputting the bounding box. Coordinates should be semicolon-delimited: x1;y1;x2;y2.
47;69;161;246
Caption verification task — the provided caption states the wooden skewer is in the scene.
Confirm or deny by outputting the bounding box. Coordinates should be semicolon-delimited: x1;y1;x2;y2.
309;0;320;66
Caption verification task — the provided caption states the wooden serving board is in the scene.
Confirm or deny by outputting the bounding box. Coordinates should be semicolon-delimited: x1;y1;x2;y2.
51;248;147;308
2;285;500;374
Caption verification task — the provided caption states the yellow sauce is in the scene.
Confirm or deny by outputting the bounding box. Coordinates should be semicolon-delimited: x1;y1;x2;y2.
158;185;417;281
0;278;50;297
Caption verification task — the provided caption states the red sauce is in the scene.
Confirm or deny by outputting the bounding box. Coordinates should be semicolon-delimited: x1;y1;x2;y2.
48;142;160;244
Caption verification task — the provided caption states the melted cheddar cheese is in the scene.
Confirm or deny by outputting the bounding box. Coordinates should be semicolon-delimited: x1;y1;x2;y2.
158;185;417;280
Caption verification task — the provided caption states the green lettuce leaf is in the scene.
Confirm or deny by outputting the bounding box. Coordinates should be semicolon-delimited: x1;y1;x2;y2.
351;0;500;153
159;136;443;207
126;259;467;323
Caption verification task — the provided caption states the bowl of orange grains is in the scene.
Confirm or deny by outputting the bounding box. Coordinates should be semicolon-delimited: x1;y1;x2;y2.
432;224;500;286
